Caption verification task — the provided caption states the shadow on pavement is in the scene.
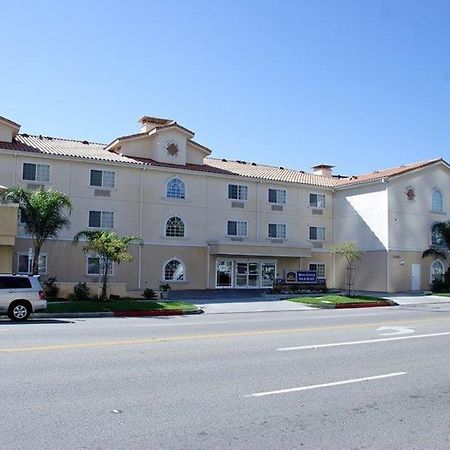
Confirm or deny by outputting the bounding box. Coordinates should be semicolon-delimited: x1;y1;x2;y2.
0;319;75;325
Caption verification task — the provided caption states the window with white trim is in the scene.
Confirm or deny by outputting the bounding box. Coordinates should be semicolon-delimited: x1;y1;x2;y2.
166;216;185;237
309;262;326;279
431;189;443;213
227;220;248;237
431;260;444;283
88;211;114;229
309;226;325;241
87;256;113;276
90;169;115;188
268;188;286;204
268;223;287;239
164;259;185;281
310;193;326;208
17;253;47;274
166;178;185;199
228;184;248;200
22;163;50;182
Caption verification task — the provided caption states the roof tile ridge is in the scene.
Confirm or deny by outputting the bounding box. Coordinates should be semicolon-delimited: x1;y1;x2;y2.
18;133;106;146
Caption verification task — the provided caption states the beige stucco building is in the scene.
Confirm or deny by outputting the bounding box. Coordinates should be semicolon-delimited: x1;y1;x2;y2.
0;114;448;293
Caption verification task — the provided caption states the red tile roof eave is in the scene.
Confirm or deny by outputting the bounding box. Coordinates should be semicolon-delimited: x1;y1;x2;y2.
0;116;20;130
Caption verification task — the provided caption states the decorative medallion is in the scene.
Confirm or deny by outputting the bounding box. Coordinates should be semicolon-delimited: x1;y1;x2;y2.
167;142;179;156
405;185;415;202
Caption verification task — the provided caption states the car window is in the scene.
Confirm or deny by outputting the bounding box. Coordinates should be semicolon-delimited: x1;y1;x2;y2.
0;277;32;289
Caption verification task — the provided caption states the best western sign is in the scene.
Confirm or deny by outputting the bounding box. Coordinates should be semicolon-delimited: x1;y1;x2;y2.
285;271;317;284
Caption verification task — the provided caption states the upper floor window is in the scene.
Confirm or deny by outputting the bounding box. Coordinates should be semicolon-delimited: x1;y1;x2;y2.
227;220;248;237
166;178;185;199
90;169;115;188
228;184;248;201
268;188;286;204
164;259;185;281
309;226;325;241
17;253;47;274
88;210;114;229
431;223;443;246
309;262;326;279
22;163;50;182
310;193;326;208
431;189;443;213
166;216;185;237
268;223;287;239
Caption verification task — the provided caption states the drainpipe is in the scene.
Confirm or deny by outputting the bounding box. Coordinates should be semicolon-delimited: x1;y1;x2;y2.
13;151;18;185
138;167;145;289
256;181;260;242
383;178;390;293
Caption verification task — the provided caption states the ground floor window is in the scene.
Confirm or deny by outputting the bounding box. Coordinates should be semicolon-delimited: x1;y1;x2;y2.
17;253;47;274
431;260;444;282
164;259;185;281
309;262;326;279
87;256;113;276
216;259;276;288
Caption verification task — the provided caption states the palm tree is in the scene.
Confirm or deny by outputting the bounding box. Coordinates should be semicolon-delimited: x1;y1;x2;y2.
331;241;364;296
422;221;450;259
2;187;72;274
73;230;143;301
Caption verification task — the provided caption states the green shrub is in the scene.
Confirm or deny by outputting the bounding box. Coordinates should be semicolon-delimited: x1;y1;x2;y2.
159;283;171;292
142;288;157;299
67;293;77;302
42;277;60;299
73;282;90;301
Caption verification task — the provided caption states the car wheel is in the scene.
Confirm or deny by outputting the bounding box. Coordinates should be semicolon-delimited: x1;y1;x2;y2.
8;302;31;321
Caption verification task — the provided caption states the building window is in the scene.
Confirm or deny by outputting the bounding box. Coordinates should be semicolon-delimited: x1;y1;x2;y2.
227;220;248;237
88;211;114;229
309;262;326;279
228;184;248;200
309;226;325;241
268;223;287;239
166;178;185;199
268;188;286;204
87;256;113;276
17;253;47;274
165;216;185;237
164;259;185;281
310;193;326;208
90;169;115;188
22;163;50;182
431;189;443;213
431;260;444;283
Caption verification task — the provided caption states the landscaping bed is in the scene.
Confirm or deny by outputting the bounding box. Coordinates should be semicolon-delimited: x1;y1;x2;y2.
288;294;397;308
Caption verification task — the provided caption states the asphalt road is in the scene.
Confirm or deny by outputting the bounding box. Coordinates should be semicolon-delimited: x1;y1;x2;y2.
1;303;450;449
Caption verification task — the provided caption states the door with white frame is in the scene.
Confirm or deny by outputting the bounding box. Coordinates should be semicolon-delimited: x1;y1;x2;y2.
411;264;421;291
215;259;276;288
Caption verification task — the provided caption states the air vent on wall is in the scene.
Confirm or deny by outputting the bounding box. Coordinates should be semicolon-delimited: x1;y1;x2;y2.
312;209;323;215
94;189;111;197
230;237;244;242
271;239;283;244
271;205;283;211
27;183;44;190
312;242;323;248
231;201;244;208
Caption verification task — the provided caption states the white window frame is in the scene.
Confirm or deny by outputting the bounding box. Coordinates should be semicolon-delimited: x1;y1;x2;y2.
226;220;248;237
431;222;443;246
430;260;444;283
267;223;287;239
22;162;50;183
162;257;186;282
431;189;444;213
86;255;114;276
17;252;48;275
309;262;326;279
227;184;248;201
309;192;326;209
89;169;116;189
268;188;287;204
165;216;186;238
309;226;326;241
88;210;115;229
166;177;186;200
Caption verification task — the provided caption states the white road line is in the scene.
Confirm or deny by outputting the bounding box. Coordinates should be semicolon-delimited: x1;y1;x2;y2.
245;372;407;397
277;331;450;351
133;321;228;327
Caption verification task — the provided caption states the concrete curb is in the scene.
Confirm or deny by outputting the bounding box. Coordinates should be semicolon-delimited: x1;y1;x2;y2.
34;309;203;319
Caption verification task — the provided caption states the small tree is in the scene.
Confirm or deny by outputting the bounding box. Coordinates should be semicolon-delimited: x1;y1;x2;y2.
2;187;72;274
73;230;143;301
331;241;364;296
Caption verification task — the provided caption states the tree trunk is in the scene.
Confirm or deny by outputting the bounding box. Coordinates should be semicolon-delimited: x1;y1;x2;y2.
101;260;109;301
32;243;42;275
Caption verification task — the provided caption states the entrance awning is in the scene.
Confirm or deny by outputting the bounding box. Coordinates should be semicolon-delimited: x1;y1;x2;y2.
208;241;311;258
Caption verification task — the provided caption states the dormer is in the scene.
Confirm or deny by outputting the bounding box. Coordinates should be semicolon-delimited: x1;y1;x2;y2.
0;116;21;143
106;116;212;166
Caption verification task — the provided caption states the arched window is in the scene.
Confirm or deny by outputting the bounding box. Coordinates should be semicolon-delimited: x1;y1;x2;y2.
164;259;185;281
166;178;185;199
431;260;444;283
431;222;443;246
165;216;185;237
431;189;443;213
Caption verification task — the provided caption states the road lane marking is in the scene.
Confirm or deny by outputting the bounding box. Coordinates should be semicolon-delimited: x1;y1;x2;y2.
245;372;407;397
1;317;450;353
133;321;228;327
277;331;450;351
377;326;415;336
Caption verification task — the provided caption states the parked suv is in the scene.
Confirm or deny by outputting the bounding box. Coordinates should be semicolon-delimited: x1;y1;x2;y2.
0;275;47;321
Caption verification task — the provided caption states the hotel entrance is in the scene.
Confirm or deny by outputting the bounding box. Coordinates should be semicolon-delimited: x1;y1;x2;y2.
216;258;276;288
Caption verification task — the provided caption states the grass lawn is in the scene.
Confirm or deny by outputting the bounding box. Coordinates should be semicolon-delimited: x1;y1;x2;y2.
46;298;198;313
436;293;450;297
288;294;387;306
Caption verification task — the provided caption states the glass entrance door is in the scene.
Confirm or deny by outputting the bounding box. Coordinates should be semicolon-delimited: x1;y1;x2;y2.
235;262;248;287
216;259;276;288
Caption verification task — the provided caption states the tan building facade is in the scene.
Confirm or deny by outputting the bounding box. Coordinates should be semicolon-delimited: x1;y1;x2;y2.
0;114;448;292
